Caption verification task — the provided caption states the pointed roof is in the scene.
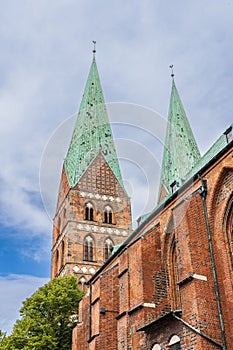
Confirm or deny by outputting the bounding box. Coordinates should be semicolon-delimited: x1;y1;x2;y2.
64;56;124;189
158;79;201;202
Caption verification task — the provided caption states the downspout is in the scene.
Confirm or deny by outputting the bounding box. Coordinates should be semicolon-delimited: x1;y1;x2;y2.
198;176;227;350
89;284;92;341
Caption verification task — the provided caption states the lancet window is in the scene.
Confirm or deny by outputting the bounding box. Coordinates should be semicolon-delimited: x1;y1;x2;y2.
103;205;113;224
104;238;113;261
84;235;94;261
170;239;181;310
85;202;94;221
78;276;87;292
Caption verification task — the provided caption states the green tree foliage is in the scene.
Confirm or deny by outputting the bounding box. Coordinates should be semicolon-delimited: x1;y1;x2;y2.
0;331;6;346
1;276;84;350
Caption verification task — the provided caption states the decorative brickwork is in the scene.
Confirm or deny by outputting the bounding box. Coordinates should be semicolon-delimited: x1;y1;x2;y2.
51;154;132;282
51;54;233;350
72;142;233;350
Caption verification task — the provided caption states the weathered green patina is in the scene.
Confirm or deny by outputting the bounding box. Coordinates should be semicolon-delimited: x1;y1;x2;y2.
64;57;124;188
158;79;201;202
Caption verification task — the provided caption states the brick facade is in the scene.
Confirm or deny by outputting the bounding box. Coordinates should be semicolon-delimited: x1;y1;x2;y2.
51;153;132;286
72;142;233;350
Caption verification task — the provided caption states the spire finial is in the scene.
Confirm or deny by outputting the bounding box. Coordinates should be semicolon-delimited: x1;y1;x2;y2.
169;64;174;79
92;40;96;57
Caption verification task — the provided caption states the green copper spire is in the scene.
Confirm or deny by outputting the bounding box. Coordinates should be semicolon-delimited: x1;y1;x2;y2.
64;55;124;189
158;78;201;202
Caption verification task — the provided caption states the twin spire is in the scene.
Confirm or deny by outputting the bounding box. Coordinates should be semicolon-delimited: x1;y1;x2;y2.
158;74;201;203
64;46;124;189
64;45;200;204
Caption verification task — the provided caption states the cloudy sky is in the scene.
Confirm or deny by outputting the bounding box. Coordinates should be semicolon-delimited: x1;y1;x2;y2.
0;0;233;334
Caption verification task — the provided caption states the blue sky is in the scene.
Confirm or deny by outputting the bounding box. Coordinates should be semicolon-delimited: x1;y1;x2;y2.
0;0;233;334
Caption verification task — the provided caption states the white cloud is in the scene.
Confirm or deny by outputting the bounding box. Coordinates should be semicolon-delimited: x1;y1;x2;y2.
0;0;232;335
0;0;232;258
0;274;49;335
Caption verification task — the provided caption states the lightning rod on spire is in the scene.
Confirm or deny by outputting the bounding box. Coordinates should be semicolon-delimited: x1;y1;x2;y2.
92;40;96;57
169;64;174;78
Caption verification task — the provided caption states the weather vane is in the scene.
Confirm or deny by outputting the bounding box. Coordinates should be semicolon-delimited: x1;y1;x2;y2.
92;40;96;56
169;64;174;78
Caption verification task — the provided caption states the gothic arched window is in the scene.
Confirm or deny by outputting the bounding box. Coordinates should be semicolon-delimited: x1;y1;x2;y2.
78;276;87;292
170;239;180;310
104;238;113;261
85;202;94;221
103;205;113;224
84;235;94;261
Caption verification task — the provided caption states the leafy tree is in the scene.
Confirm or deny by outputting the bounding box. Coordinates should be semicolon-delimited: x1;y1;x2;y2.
1;276;84;350
0;331;6;346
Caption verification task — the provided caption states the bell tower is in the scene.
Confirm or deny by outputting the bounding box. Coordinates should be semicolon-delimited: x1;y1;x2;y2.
51;49;132;289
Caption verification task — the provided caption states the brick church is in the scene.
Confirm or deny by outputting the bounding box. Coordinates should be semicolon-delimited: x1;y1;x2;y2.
51;50;233;349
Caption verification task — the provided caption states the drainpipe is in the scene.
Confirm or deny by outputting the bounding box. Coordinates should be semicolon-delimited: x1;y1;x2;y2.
198;175;227;350
89;284;92;341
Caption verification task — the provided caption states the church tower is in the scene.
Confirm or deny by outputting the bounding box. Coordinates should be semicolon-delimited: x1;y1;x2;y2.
51;49;132;289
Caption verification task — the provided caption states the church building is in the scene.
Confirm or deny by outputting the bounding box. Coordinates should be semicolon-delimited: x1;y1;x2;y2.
51;50;233;350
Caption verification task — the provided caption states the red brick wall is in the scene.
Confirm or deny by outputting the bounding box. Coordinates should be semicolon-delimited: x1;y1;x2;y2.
51;153;132;281
72;146;233;349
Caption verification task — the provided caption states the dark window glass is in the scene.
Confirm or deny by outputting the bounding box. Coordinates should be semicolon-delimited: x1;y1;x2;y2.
85;204;94;221
84;237;94;261
104;207;113;224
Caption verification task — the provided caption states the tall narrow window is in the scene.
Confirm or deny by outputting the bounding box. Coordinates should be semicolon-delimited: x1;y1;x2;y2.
171;240;180;310
60;240;65;267
85;202;94;221
78;276;86;292
104;238;113;261
84;236;94;261
103;205;113;224
54;249;59;276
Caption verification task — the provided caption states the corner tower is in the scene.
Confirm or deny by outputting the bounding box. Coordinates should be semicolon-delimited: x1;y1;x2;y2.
51;51;132;288
158;75;201;203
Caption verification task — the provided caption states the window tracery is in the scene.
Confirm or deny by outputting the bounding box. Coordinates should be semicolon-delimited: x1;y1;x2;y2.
103;205;113;224
85;202;94;221
84;235;94;261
